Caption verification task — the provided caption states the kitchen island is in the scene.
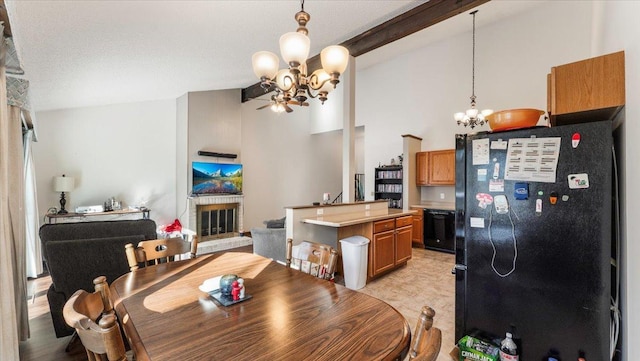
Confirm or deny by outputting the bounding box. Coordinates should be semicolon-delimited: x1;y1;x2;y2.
285;201;417;281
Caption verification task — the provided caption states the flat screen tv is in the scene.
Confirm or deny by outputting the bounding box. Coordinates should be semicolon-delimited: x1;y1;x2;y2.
192;162;243;195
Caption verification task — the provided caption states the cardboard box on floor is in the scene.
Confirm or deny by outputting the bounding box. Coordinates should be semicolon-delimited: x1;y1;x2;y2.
450;346;459;360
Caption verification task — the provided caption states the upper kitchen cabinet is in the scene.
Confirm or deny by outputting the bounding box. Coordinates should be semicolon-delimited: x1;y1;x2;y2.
416;149;455;186
547;51;625;126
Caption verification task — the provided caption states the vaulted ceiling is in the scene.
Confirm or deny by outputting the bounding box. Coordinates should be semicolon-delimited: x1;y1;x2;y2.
5;0;542;112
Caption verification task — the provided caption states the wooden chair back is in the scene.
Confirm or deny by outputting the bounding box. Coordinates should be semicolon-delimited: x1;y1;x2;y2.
285;238;338;280
63;276;127;361
409;305;442;361
125;236;198;271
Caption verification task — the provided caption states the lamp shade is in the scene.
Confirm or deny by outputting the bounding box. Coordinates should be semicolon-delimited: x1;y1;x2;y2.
279;32;310;65
275;69;295;91
310;69;334;93
252;51;280;80
54;176;75;192
320;45;349;74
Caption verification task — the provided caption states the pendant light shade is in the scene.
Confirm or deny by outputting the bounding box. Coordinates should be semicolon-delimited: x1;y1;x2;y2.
275;69;295;91
310;69;334;93
279;32;310;66
320;45;349;74
252;51;280;80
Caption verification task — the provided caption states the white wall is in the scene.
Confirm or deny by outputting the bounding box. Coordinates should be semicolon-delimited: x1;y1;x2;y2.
240;102;343;230
176;93;189;222
356;0;593;203
598;2;639;360
33;99;177;226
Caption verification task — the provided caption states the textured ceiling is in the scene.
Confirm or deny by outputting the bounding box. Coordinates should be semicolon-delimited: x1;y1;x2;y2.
6;0;541;112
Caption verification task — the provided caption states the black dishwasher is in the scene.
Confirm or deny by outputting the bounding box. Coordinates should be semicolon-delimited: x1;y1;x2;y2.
423;209;455;253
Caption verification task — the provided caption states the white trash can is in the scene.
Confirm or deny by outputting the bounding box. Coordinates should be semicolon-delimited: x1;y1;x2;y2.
339;236;370;290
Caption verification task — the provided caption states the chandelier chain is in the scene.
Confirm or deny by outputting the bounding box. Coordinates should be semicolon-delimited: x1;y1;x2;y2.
471;9;477;103
454;9;492;128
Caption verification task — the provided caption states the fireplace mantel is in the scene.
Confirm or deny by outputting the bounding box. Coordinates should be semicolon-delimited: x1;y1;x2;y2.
188;195;244;235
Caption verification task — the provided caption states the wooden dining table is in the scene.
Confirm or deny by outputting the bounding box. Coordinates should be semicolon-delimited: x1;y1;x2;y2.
110;252;411;361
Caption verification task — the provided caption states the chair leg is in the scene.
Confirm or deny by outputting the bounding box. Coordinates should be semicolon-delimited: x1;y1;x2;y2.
64;330;79;352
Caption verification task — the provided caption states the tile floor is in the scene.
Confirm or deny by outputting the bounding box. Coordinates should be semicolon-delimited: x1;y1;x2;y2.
357;247;456;361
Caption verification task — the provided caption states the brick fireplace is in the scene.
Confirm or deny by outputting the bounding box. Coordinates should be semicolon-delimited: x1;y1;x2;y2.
188;195;250;253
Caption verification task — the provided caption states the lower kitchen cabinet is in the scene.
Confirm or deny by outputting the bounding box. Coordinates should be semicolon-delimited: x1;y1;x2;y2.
369;216;413;279
372;229;395;275
410;207;424;247
396;224;413;264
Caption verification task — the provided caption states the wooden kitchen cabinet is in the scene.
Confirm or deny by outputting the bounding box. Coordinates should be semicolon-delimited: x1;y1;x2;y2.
411;207;424;247
416;152;428;185
548;51;625;126
371;230;395;275
395;225;413;264
369;216;413;278
416;149;455;186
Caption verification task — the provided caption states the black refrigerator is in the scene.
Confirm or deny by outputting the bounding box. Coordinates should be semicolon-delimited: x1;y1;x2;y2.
454;120;616;360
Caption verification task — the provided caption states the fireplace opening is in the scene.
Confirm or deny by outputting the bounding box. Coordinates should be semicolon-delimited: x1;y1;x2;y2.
197;203;238;241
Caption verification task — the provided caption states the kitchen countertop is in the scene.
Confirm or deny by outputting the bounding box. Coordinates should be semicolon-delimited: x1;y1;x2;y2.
410;201;455;211
302;209;417;228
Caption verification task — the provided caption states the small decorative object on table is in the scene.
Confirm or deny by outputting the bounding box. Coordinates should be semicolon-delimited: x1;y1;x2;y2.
219;274;238;295
238;278;245;299
203;274;252;306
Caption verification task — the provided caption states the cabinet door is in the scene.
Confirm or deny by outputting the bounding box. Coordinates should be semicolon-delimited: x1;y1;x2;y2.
428;150;455;185
411;212;423;247
395;225;413;264
550;51;624;118
416;152;428;186
371;230;395;276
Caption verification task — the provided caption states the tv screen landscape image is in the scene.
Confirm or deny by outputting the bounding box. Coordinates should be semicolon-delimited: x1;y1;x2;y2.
192;162;243;195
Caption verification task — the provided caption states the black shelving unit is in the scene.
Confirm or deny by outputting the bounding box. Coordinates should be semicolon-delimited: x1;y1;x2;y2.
374;165;403;209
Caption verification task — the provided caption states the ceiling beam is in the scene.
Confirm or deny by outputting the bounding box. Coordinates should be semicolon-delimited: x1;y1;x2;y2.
242;0;490;103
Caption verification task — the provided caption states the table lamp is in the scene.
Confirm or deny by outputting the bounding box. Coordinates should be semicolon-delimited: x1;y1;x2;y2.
53;174;75;214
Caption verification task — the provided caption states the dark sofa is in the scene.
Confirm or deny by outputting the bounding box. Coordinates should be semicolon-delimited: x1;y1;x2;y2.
39;219;157;337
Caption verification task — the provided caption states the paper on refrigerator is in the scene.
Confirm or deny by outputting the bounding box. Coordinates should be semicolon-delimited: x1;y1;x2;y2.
504;137;561;183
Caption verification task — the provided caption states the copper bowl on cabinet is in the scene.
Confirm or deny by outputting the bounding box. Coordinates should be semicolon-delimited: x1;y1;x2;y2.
486;109;545;131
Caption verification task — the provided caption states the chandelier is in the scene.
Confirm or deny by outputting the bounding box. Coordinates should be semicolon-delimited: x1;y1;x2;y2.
251;0;350;112
454;10;492;128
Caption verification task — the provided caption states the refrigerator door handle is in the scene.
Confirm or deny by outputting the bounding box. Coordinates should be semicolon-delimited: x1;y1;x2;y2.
452;263;467;274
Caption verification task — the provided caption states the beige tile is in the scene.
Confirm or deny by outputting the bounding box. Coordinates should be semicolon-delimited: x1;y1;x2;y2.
357;248;455;361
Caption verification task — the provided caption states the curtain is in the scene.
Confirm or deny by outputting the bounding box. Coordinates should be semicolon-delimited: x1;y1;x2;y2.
0;24;29;361
7;75;41;279
0;24;19;359
24;129;41;278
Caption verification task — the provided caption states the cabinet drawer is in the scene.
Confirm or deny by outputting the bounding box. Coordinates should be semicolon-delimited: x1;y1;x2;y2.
373;219;395;233
396;216;413;228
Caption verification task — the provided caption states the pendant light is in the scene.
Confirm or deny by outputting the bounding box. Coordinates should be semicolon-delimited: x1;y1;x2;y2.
252;0;349;113
454;10;492;128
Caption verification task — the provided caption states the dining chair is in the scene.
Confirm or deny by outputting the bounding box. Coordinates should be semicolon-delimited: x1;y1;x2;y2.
125;236;198;271
409;305;442;361
285;238;338;280
63;276;128;361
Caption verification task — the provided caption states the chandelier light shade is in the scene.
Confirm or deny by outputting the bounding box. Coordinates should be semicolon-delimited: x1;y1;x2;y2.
455;10;492;128
252;51;280;80
251;0;349;112
320;45;349;74
279;32;310;66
